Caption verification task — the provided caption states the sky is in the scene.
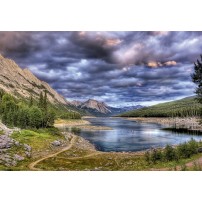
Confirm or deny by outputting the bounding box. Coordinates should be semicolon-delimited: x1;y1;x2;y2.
0;31;201;107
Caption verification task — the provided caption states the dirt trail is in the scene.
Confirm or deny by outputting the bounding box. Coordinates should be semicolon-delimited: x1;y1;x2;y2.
28;135;77;171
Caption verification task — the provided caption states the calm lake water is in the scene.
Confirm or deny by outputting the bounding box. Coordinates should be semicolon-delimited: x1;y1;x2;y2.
78;117;202;152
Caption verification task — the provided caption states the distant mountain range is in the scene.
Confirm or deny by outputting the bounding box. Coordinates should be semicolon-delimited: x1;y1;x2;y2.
71;99;144;116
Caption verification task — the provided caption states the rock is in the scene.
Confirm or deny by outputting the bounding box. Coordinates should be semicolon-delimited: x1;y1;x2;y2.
24;144;32;152
14;141;20;147
198;147;202;153
14;154;24;161
52;140;61;146
25;151;31;158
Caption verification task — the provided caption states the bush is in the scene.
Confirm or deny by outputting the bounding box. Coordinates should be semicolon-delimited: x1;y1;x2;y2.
187;138;198;155
164;145;178;161
151;149;163;163
144;151;151;164
144;139;200;164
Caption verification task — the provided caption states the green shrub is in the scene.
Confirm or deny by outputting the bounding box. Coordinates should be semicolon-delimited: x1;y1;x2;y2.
144;151;151;164
151;149;163;163
187;138;198;155
164;145;178;161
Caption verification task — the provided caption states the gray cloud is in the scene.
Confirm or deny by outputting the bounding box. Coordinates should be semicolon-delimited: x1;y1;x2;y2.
0;31;200;106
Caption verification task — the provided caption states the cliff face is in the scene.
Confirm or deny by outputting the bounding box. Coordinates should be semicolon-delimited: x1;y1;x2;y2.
0;54;68;104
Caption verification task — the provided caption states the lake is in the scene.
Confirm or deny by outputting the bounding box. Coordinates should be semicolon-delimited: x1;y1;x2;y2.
78;117;202;152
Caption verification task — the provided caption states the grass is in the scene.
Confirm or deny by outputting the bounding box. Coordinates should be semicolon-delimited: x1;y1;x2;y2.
0;130;4;135
5;128;67;170
12;128;65;151
34;135;202;171
36;150;202;171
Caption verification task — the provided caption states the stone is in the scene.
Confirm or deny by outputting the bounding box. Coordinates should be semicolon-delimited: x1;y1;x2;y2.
14;141;20;147
52;140;61;146
25;151;31;158
14;154;24;161
198;147;202;153
24;144;32;152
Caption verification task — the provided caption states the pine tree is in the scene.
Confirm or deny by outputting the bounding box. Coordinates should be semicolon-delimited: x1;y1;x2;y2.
43;90;48;113
28;106;43;128
29;95;34;107
192;55;202;104
38;92;44;109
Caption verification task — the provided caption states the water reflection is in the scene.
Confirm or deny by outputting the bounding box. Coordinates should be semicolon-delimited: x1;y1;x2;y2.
78;117;202;152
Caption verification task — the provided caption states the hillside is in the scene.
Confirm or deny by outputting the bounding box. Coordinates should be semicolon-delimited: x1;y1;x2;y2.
0;54;69;105
119;96;201;117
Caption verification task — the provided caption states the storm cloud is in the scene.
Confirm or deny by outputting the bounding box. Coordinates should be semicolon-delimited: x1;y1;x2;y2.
0;31;201;106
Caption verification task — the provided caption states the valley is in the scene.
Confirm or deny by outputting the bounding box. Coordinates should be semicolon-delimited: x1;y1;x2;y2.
1;49;202;171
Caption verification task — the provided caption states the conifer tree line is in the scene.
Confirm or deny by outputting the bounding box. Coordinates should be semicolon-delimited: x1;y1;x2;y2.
0;90;81;129
0;90;55;128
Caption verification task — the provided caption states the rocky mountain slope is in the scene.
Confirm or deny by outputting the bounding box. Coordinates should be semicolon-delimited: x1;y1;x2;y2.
0;54;68;105
71;99;143;116
81;99;111;114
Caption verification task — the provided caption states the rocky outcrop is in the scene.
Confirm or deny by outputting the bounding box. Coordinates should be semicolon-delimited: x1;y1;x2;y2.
0;54;68;105
0;122;32;167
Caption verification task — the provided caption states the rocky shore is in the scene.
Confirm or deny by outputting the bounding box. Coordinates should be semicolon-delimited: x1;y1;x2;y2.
126;117;202;131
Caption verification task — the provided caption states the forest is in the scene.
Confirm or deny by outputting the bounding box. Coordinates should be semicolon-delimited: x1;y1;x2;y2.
0;89;81;129
120;96;201;117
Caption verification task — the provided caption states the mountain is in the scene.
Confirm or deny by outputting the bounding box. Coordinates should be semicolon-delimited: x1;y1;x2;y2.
71;99;111;115
119;96;200;117
71;100;83;107
0;54;69;105
108;105;143;114
71;99;144;116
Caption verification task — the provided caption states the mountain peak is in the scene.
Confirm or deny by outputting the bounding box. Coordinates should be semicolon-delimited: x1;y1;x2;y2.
81;99;111;114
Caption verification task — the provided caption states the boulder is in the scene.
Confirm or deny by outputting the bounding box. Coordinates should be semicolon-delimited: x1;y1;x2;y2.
24;144;32;152
198;147;202;153
52;140;61;147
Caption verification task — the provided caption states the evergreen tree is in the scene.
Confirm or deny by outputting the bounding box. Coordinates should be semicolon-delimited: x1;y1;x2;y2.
38;92;44;109
29;95;34;107
192;55;202;104
43;90;48;113
28;106;43;128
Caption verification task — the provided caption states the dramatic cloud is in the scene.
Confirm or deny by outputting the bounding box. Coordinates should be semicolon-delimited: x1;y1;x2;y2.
0;31;201;106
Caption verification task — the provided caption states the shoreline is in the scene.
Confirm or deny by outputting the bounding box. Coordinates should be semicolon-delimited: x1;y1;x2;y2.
54;118;113;131
125;117;202;131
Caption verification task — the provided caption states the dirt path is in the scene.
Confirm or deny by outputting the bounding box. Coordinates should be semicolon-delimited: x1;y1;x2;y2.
28;135;77;171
